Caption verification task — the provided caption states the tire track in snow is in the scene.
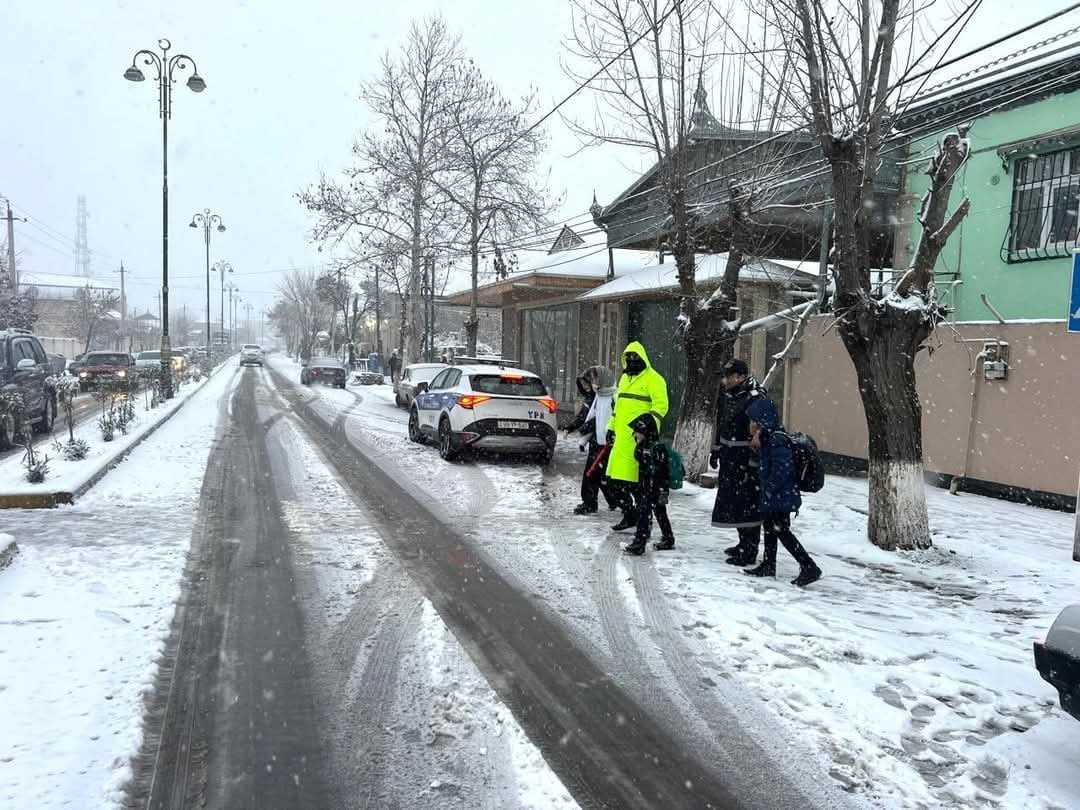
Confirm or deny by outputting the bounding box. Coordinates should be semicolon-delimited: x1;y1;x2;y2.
343;595;425;809
630;560;825;806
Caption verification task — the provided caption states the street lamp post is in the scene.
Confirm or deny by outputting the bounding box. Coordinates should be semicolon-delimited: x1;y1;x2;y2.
226;282;239;351
212;261;233;351
189;209;225;360
123;38;206;399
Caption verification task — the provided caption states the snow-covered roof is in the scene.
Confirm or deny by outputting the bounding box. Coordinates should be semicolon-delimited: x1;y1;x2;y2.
20;271;118;290
578;254;819;303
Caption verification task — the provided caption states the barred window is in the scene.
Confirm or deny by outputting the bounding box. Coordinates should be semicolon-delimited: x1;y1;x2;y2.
1005;147;1080;261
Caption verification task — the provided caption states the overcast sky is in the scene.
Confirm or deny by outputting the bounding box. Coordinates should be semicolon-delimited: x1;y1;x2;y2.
2;0;1073;323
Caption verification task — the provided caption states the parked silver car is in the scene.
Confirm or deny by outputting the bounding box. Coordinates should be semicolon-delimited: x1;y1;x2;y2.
393;363;448;408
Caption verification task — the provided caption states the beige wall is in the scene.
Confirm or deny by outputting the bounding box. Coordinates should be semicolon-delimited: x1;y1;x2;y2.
787;317;1080;497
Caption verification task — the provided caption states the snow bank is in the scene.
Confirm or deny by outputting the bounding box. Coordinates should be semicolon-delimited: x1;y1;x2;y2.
0;373;213;499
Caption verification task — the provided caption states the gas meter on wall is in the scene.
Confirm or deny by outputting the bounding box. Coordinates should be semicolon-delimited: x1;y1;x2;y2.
983;341;1009;381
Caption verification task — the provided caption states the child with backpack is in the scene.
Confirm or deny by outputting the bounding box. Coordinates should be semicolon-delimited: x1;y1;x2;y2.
744;398;822;587
623;413;676;555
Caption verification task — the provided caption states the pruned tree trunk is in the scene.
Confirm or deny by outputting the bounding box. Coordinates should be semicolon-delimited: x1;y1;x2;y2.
674;312;736;477
839;302;931;549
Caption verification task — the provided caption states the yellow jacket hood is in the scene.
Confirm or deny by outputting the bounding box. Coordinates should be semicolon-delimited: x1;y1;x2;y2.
621;341;652;371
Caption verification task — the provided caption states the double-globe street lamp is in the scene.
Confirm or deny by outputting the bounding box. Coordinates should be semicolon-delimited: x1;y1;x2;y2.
212;261;233;351
123;38;207;399
189;209;226;360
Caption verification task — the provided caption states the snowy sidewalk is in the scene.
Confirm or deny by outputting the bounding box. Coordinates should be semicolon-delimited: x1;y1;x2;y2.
0;366;239;809
652;478;1080;808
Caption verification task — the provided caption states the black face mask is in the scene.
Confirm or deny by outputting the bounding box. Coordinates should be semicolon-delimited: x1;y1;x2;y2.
624;355;646;375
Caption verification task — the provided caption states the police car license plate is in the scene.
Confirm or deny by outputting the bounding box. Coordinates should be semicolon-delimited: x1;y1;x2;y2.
498;420;528;430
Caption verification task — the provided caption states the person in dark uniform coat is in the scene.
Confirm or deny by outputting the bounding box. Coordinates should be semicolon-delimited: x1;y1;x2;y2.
710;359;768;566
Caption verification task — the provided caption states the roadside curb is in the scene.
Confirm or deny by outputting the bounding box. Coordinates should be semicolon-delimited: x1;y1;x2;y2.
0;365;228;510
0;538;18;570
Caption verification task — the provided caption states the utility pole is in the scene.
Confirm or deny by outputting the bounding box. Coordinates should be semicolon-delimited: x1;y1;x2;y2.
5;201;18;293
116;262;128;351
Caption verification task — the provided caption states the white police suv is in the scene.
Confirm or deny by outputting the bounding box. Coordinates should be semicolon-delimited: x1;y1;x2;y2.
407;364;558;463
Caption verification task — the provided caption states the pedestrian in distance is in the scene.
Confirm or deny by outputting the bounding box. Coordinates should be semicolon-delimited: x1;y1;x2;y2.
388;350;402;384
623;413;675;554
710;359;768;566
607;342;669;533
744;397;822;587
567;366;619;515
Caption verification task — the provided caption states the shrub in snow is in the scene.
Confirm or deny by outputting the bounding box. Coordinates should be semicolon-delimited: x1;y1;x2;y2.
98;413;115;442
21;431;49;483
53;375;81;442
62;438;90;461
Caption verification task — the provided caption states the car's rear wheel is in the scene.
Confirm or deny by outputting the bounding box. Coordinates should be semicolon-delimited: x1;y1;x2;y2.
438;417;458;461
32;395;55;435
408;407;424;444
539;445;554;466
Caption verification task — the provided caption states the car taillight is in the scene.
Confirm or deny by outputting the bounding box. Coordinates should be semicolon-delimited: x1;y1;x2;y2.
457;394;492;409
312;369;320;375
537;397;557;413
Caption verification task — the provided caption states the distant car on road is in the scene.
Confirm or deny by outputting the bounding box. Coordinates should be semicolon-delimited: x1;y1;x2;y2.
135;350;162;374
78;351;136;391
67;353;86;375
0;329;57;448
45;353;67;378
409;364;557;463
394;363;447;408
240;344;264;367
301;357;346;389
1035;604;1080;722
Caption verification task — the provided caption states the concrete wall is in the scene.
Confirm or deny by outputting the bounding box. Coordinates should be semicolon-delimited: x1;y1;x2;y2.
786;317;1080;498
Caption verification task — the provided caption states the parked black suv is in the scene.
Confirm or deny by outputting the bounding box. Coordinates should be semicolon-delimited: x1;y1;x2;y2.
0;329;57;448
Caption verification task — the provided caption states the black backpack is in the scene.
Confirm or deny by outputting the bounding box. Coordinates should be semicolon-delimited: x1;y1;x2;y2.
785;431;825;493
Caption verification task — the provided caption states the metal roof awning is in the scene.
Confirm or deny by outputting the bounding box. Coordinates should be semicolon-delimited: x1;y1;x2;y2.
446;273;608;308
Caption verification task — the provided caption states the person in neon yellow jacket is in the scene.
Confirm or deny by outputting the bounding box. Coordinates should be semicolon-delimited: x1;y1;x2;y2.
607;341;669;532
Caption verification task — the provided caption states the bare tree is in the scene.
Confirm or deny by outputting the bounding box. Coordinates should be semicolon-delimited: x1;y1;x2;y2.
277;269;332;361
439;65;555;355
71;286;120;354
566;0;804;475
777;0;971;550
300;16;463;365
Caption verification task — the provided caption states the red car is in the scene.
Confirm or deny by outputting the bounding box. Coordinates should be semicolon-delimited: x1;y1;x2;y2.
77;352;136;391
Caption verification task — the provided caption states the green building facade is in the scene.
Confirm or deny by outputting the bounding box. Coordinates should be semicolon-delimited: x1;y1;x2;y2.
903;81;1080;322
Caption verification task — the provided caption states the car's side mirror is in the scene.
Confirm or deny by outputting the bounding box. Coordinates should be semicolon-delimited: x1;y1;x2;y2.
16;358;35;371
416;382;429;393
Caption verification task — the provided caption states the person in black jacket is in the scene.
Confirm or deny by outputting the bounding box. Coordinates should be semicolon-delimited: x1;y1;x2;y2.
744;397;822;587
566;367;620;515
623;413;675;555
710;359;767;566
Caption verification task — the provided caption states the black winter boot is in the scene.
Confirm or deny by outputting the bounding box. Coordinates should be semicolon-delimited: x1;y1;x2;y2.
724;543;742;556
611;514;637;532
744;561;776;578
653;536;675;551
726;546;758;566
623;539;647;555
573;503;598;515
791;564;822;588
